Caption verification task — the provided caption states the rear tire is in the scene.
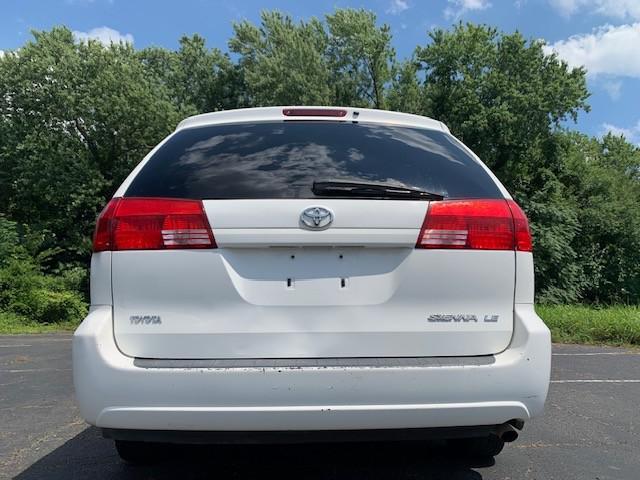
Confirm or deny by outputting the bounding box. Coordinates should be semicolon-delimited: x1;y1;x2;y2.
115;440;162;464
451;434;505;458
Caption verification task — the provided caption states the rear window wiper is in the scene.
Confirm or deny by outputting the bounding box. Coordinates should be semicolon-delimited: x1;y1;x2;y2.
312;180;444;201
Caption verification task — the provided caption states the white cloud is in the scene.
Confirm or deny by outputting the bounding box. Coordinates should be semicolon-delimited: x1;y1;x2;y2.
602;79;622;100
543;23;640;77
594;0;640;19
549;0;581;16
387;0;410;15
0;50;4;58
72;26;133;45
601;120;640;143
444;0;492;19
549;0;640;20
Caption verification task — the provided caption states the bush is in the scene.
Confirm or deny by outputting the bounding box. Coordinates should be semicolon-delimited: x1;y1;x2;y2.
0;216;87;325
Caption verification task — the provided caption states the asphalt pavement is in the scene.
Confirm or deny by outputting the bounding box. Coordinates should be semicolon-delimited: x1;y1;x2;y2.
1;334;639;479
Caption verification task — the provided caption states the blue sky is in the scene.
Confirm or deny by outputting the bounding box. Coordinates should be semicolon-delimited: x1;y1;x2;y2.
1;0;640;143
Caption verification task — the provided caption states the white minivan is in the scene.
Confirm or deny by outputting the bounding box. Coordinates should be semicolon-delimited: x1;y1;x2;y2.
73;106;551;463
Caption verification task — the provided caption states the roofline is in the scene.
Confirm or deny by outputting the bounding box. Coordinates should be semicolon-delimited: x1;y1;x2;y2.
176;106;450;133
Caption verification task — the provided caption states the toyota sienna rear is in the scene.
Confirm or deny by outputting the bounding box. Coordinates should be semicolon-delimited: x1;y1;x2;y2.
73;106;551;462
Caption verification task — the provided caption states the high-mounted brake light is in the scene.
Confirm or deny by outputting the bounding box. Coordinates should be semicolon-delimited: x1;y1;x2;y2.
416;199;533;252
92;198;216;252
282;108;347;117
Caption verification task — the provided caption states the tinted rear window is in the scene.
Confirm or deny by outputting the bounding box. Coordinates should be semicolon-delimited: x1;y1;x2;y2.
126;122;502;199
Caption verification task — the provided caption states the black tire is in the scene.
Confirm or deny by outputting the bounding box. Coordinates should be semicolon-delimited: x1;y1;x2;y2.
451;434;505;458
114;440;163;464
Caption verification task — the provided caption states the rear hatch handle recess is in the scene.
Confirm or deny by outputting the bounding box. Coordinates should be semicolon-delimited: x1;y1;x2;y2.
312;180;444;201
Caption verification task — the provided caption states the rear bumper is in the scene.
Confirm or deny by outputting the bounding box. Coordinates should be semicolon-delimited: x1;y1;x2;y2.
73;304;550;433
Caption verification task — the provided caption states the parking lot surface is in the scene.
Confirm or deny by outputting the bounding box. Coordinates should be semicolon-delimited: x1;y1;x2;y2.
1;334;639;479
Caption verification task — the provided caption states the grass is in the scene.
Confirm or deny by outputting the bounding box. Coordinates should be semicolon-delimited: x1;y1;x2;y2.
537;304;640;346
1;306;639;346
0;312;79;334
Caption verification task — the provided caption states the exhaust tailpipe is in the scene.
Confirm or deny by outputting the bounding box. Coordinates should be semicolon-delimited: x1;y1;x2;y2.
495;423;519;443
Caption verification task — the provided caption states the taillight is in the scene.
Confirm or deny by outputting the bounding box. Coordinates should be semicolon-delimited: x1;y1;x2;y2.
506;199;533;252
92;198;119;252
92;197;216;252
416;199;532;252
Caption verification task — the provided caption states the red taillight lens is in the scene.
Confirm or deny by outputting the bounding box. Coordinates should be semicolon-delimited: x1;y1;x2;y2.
93;198;120;252
416;199;532;252
92;198;216;252
282;108;347;117
506;199;533;252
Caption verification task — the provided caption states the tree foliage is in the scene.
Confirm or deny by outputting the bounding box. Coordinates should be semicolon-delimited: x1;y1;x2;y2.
229;12;332;105
326;9;395;108
0;216;87;324
0;15;639;308
0;27;187;266
559;133;640;303
141;35;245;113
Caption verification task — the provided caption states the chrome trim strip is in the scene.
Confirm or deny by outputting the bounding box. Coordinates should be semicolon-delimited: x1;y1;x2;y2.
134;356;495;369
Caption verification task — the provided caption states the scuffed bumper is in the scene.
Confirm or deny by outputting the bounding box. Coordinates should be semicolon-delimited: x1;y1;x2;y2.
73;304;550;432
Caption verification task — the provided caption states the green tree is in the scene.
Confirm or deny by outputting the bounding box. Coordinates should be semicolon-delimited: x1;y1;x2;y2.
559;132;640;303
140;34;245;113
325;9;395;108
229;11;332;105
0;27;187;267
413;24;590;186
387;60;422;114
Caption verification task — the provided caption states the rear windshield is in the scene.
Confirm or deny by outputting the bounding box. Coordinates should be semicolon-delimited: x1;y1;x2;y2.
125;122;502;199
